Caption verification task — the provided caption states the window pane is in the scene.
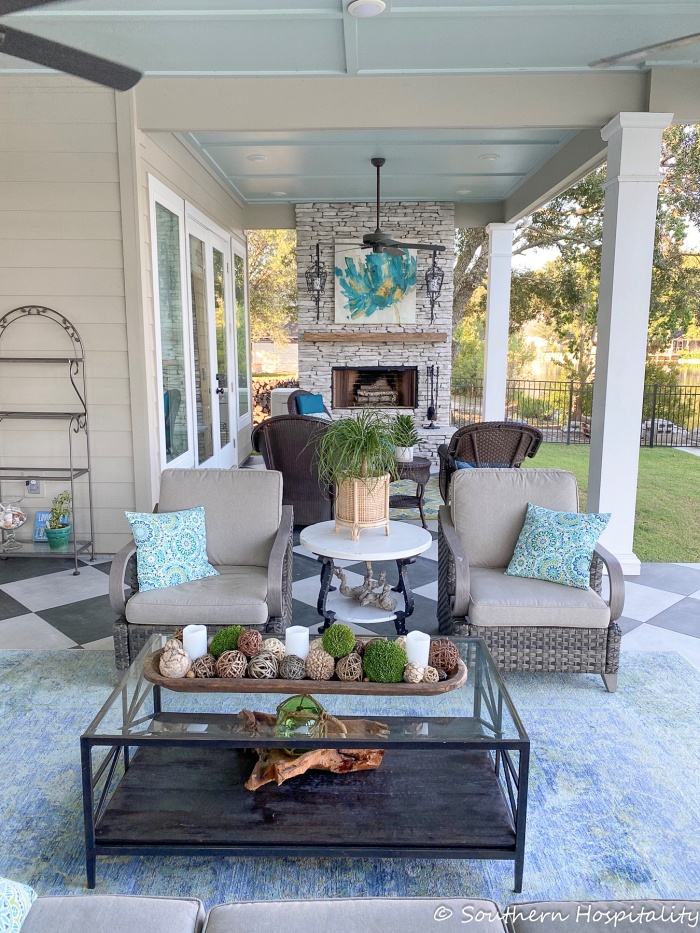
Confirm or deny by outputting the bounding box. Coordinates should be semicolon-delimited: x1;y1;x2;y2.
213;247;230;448
189;235;214;464
155;202;189;464
234;253;250;418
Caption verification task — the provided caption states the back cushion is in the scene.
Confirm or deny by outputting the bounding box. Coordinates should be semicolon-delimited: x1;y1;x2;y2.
451;468;579;568
158;469;282;567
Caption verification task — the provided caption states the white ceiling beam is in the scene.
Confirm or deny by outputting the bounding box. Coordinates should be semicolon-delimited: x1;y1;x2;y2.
243;202;296;230
504;128;609;222
135;73;648;133
649;67;700;122
454;201;504;228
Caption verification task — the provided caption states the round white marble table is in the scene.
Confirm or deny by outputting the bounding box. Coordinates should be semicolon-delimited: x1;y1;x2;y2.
300;520;433;634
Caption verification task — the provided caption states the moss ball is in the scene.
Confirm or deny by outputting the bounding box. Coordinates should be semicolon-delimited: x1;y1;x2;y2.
322;623;356;659
362;640;408;684
209;625;245;659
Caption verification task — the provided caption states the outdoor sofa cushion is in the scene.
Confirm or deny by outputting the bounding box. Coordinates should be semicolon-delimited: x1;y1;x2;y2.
21;895;205;933
125;566;269;626
504;900;700;933
203;898;506;933
125;506;218;592
451;468;579;568
468;567;610;629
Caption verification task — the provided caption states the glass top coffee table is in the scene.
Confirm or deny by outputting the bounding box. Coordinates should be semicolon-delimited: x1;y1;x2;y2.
81;635;529;891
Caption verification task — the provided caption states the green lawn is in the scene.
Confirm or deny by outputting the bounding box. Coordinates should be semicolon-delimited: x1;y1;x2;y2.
524;444;700;562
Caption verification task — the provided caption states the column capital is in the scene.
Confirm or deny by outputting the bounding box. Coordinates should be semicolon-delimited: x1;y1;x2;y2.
601;112;673;142
486;222;518;235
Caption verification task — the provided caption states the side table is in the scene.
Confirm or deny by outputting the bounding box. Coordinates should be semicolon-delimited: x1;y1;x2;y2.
390;456;432;529
300;520;433;635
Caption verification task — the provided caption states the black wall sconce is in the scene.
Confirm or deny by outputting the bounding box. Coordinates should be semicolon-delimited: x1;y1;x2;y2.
425;250;445;325
304;243;328;323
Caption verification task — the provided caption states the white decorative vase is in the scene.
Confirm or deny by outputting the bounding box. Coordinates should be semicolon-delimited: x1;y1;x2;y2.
394;446;414;463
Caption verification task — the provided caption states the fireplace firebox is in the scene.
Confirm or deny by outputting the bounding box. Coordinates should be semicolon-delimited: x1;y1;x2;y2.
332;366;418;409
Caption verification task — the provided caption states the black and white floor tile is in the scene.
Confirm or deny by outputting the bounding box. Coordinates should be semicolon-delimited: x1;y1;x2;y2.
0;528;699;671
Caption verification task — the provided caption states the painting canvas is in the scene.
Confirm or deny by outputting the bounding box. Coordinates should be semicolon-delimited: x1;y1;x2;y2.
334;243;417;324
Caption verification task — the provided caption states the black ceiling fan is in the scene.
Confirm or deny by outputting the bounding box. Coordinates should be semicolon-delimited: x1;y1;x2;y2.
0;0;142;91
359;157;446;257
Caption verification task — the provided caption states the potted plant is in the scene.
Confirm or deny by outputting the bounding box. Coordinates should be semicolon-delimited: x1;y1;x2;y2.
393;414;419;462
45;490;71;550
317;408;397;540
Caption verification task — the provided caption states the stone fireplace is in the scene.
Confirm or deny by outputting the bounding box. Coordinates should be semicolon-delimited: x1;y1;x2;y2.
295;201;456;462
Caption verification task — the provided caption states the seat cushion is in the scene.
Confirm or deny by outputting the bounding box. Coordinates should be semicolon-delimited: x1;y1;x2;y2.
126;566;269;626
204;898;506;933
468;567;610;629
22;895;205;933
504;900;700;933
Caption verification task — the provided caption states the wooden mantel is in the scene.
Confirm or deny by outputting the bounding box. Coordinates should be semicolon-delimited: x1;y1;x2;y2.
302;331;448;344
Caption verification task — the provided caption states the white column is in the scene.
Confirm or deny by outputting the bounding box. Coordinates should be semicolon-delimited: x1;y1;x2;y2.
482;222;516;421
588;112;673;575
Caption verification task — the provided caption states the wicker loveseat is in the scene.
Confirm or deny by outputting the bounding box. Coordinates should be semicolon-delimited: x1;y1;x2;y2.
438;421;543;503
437;468;624;691
110;469;294;669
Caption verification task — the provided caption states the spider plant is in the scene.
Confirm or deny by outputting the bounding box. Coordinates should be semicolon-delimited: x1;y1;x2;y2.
317;408;396;488
392;414;419;448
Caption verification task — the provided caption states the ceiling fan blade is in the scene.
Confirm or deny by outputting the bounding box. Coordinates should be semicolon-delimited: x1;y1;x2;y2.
393;241;447;253
590;32;700;68
381;246;405;257
0;0;64;13
0;24;142;90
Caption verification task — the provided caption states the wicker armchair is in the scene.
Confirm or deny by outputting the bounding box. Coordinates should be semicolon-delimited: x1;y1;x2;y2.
110;469;294;669
286;388;332;418
438;421;543;503
251;414;334;527
437;468;624;692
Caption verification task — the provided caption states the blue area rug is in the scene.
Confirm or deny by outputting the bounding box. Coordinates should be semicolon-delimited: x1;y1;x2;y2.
0;650;699;907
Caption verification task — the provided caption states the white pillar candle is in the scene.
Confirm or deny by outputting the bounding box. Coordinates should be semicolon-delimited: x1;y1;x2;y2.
182;624;207;661
286;625;310;660
405;631;430;668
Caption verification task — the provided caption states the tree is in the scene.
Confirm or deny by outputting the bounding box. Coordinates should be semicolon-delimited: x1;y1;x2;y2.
247;229;297;345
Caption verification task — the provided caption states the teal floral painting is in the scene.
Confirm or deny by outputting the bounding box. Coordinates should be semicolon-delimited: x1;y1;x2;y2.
335;244;417;324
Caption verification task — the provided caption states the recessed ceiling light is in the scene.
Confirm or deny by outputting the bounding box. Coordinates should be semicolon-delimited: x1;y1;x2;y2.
270;191;287;197
247;154;268;162
348;0;386;18
456;189;472;195
479;153;500;162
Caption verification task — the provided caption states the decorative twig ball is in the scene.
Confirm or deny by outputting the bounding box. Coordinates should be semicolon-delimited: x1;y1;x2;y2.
350;638;367;658
428;638;460;675
308;638;325;654
164;637;183;653
280;654;307;680
322;623;355;659
336;653;363;682
247;651;279;679
209;625;245;659
403;662;424;684
422;666;439;684
395;635;407;652
438;669;448;681
171;630;184;644
237;629;264;658
191;654;217;678
262;637;286;661
363;640;408;684
159;645;192;678
305;648;335;681
216;649;247;678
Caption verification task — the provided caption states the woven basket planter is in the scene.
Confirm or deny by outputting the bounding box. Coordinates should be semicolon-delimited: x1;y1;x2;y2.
335;474;391;540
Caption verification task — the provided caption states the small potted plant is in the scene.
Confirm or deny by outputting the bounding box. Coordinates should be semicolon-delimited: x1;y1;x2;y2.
393;414;419;463
45;490;72;550
317;408;397;540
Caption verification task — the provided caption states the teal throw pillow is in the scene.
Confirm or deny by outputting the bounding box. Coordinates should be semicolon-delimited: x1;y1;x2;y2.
296;393;325;415
505;502;610;589
125;506;219;592
456;460;511;469
0;877;36;932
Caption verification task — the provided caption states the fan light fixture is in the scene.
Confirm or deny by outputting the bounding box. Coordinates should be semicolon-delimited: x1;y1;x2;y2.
348;0;386;18
305;244;328;323
425;251;445;325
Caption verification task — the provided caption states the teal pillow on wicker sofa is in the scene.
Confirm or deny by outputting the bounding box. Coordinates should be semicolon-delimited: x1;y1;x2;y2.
125;506;219;592
0;877;36;932
505;502;610;589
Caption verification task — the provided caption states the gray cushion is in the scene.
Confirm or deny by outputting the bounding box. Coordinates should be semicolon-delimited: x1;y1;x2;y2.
469;567;610;629
22;895;204;933
204;898;506;933
451;469;579;569
158;469;283;567
504;900;700;933
126;565;268;626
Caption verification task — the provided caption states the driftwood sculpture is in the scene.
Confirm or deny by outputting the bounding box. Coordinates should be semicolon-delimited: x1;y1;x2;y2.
359;571;397;612
335;564;397;612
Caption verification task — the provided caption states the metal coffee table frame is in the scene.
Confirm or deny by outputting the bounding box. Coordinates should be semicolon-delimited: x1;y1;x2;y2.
81;635;529;892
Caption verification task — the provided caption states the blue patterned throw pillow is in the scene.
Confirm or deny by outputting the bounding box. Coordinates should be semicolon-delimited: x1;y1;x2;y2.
125;507;219;592
505;503;610;589
0;877;36;932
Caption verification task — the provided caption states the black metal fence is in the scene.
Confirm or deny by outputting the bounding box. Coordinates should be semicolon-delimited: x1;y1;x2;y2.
451;379;700;448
